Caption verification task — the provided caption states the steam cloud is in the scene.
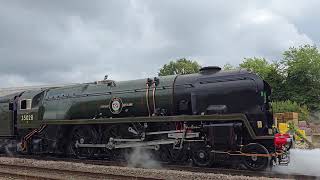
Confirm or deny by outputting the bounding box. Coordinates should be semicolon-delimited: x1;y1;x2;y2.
274;149;320;176
126;147;162;169
310;112;320;124
0;140;16;156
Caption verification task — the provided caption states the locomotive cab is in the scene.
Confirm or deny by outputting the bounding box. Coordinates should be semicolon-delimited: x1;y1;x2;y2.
16;90;45;129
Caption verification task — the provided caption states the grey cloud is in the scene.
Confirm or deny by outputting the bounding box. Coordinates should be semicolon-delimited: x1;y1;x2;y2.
0;0;318;87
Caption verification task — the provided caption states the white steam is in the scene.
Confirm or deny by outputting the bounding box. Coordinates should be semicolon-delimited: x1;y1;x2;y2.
0;140;16;156
310;112;320;124
274;149;320;176
126;147;162;169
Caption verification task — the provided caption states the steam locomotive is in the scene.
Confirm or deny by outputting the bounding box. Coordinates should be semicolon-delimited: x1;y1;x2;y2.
0;66;290;170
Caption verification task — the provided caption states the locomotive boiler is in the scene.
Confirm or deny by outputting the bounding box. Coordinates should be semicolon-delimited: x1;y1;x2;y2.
0;66;290;170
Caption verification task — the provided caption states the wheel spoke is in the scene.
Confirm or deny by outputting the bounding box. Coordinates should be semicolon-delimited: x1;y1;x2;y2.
241;143;269;171
68;126;98;158
192;143;212;167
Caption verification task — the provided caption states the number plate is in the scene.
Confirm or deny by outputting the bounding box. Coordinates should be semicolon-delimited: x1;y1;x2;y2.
21;114;34;122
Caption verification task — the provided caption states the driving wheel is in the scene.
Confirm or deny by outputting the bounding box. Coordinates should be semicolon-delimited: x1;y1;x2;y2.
192;143;213;167
241;143;270;171
67;125;98;158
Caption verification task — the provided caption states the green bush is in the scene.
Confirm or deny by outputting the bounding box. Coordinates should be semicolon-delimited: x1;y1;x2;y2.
272;100;309;121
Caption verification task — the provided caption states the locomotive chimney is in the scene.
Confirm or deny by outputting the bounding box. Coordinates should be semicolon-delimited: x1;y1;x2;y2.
199;66;221;74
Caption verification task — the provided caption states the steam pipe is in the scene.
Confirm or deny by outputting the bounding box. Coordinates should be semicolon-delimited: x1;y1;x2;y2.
152;81;156;116
145;78;152;117
152;77;159;116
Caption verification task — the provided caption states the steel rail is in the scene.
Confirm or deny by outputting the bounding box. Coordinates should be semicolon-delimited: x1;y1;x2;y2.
1;154;318;180
0;162;160;180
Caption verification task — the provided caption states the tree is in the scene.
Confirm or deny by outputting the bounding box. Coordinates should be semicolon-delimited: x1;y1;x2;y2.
239;57;274;79
272;100;309;121
236;45;320;110
158;58;201;76
281;45;320;110
239;58;286;101
223;63;235;70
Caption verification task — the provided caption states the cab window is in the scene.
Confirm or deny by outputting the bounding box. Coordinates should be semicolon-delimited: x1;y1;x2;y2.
20;99;32;110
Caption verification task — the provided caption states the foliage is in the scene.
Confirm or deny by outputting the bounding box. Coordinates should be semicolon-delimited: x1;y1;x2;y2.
272;100;309;121
239;57;274;79
224;45;320;111
239;58;287;101
158;58;201;76
159;45;320;112
288;122;314;147
223;63;235;70
281;45;320;110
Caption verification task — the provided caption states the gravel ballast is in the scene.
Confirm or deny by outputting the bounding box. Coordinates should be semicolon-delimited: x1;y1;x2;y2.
0;157;279;180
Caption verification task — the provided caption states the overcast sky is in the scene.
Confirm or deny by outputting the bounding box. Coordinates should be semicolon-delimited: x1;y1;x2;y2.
0;0;319;88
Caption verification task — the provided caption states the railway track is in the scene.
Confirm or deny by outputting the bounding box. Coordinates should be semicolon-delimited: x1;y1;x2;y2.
0;160;159;180
0;154;319;180
74;159;320;180
37;156;320;179
166;165;319;180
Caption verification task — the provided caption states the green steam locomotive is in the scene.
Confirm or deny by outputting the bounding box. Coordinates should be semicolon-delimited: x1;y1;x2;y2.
0;66;290;170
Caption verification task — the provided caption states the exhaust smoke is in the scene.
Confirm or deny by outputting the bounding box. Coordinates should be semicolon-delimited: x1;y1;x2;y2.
0;140;16;156
126;147;162;169
274;149;320;176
